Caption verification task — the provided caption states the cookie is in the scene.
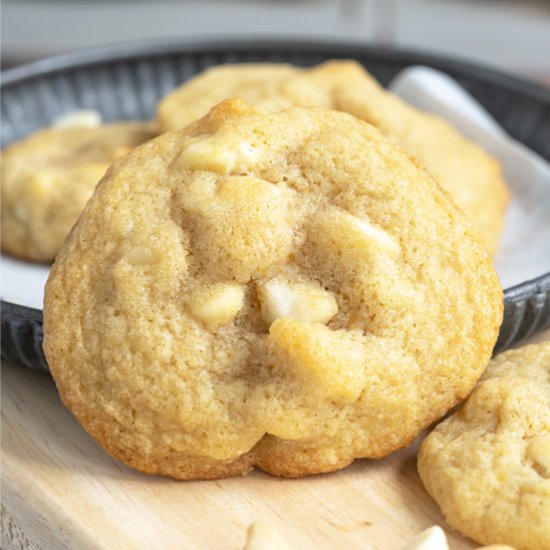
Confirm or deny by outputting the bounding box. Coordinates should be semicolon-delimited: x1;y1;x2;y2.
314;61;509;257
157;61;508;255
44;99;502;480
157;63;333;131
1;118;157;262
418;342;550;550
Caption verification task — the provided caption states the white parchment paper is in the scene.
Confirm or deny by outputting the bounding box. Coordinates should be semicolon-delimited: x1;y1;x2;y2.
2;66;549;309
390;66;550;290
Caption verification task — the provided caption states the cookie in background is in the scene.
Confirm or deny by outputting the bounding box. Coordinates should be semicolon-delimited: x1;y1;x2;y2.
1;111;158;262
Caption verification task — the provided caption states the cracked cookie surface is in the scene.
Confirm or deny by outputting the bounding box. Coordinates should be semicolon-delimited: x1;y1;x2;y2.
418;342;550;550
1;121;157;262
44;99;502;479
158;61;508;255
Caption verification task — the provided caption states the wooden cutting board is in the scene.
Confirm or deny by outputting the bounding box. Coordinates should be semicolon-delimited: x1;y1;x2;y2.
2;329;549;550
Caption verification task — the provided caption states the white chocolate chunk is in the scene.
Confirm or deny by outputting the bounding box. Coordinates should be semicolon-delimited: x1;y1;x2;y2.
341;210;400;253
238;141;260;164
352;215;399;252
244;522;291;550
401;526;449;550
270;319;367;401
312;207;400;258
182;143;236;173
189;283;244;330
181;139;260;174
258;278;338;325
52;109;102;129
527;433;550;477
124;246;160;266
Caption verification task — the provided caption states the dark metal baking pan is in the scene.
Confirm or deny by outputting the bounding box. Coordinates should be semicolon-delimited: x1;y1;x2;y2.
2;38;550;372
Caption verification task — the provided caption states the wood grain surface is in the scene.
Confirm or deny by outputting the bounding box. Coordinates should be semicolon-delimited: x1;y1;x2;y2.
2;329;549;550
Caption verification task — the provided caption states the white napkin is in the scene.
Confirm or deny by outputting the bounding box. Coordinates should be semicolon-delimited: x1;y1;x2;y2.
389;66;550;289
2;66;550;309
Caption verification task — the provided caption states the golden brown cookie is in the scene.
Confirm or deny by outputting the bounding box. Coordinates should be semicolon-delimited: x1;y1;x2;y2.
418;342;550;550
314;61;509;257
44;99;502;480
157;61;508;255
156;63;332;131
1;119;157;262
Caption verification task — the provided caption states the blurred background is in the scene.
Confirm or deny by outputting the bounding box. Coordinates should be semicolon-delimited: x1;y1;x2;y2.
2;0;550;84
